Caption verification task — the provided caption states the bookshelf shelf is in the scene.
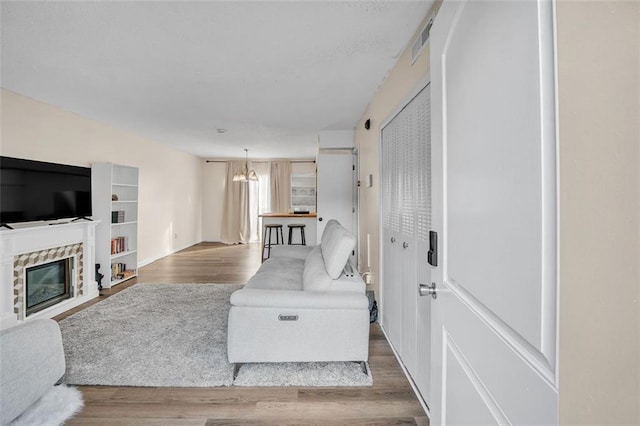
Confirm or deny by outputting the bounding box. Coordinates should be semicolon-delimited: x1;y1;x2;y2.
92;162;139;289
111;250;137;260
111;221;137;227
111;273;138;287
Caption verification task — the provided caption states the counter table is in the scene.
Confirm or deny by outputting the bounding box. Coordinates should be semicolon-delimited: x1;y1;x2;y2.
259;213;317;246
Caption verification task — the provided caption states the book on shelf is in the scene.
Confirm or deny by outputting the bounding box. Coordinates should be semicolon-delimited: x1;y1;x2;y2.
111;210;125;223
111;262;125;280
111;262;136;280
122;269;136;279
110;236;128;255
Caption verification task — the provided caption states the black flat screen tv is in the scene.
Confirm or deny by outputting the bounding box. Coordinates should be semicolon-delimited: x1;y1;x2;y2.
1;156;92;225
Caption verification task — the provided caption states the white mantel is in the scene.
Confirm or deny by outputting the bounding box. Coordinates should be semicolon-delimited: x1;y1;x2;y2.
0;220;100;330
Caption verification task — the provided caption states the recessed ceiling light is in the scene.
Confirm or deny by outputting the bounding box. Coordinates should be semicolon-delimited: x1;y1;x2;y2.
216;128;227;134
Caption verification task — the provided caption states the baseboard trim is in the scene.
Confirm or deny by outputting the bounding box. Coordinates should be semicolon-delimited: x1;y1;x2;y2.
138;242;198;268
378;323;431;418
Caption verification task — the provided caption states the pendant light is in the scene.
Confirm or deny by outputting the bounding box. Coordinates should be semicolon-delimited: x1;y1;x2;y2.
233;148;258;182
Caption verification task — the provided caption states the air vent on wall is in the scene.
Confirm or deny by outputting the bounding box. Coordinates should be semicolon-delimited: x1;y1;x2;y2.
411;18;434;64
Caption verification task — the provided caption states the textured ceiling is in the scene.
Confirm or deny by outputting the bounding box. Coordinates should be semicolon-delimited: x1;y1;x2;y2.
1;1;432;159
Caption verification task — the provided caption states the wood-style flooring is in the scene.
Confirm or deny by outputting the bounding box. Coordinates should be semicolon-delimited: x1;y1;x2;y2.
55;242;428;425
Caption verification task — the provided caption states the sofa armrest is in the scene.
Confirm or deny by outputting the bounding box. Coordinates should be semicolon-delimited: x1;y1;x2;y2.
328;274;366;293
270;245;315;260
230;288;368;310
0;319;66;425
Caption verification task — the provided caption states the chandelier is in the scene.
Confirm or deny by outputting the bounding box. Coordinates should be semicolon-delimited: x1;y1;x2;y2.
233;148;258;182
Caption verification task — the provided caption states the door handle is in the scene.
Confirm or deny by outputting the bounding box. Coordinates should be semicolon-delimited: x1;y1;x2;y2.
318;217;323;222
428;231;438;266
419;282;437;299
402;242;409;249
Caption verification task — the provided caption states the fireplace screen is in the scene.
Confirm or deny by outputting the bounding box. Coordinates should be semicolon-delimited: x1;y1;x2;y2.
26;258;72;316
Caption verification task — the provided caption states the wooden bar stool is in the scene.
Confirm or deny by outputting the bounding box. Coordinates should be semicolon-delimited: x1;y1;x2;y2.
287;224;306;246
262;224;284;261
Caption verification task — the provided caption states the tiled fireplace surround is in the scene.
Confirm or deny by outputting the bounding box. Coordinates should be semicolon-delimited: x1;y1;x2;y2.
0;221;99;330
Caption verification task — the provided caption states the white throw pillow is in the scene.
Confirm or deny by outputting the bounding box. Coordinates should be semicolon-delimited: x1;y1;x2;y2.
320;221;356;279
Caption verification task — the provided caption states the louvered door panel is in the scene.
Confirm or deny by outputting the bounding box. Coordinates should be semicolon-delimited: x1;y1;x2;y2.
381;83;432;405
414;86;432;401
400;96;418;376
381;120;402;348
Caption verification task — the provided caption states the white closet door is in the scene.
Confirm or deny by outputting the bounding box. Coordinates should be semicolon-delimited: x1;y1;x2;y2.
381;84;432;404
381;119;403;348
399;92;418;377
413;85;432;403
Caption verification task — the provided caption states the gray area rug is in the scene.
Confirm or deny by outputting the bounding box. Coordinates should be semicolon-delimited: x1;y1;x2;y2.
60;284;238;387
234;362;372;387
60;283;372;387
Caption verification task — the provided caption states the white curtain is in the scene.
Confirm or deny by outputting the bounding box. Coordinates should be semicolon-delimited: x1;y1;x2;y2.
270;160;291;213
221;161;250;244
248;162;270;242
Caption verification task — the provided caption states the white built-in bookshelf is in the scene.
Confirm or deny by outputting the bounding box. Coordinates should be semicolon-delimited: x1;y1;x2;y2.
92;162;139;288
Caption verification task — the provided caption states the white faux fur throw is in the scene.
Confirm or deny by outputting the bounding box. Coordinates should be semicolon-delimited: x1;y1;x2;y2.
9;385;83;426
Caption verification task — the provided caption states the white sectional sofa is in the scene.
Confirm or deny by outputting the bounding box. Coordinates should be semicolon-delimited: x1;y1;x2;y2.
0;319;66;425
227;220;369;367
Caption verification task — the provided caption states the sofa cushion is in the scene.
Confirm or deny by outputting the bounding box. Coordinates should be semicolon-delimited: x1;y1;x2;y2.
269;245;313;260
244;257;304;291
320;220;357;279
320;219;340;243
302;246;332;291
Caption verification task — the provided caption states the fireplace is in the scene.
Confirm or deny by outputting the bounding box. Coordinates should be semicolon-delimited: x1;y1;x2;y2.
10;242;85;322
1;221;98;330
25;258;73;316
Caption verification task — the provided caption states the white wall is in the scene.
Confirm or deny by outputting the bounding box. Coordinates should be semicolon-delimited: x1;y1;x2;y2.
556;1;640;424
291;161;316;176
201;161;226;242
0;89;203;266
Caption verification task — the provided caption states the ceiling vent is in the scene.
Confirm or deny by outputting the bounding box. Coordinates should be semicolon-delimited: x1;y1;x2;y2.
411;18;433;64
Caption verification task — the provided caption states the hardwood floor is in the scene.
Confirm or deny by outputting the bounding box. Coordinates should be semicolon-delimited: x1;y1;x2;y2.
56;243;428;425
